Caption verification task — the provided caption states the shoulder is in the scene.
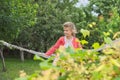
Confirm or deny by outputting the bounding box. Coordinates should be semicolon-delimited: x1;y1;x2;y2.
73;37;80;42
59;36;64;40
57;36;64;42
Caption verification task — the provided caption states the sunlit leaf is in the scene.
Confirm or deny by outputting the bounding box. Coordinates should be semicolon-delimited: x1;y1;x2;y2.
113;32;120;39
15;76;29;80
94;64;105;72
88;24;93;28
104;37;112;44
80;40;88;45
39;61;53;70
33;55;45;61
92;42;100;49
103;32;110;37
80;29;90;38
92;22;96;26
102;48;114;54
110;59;120;67
91;72;102;80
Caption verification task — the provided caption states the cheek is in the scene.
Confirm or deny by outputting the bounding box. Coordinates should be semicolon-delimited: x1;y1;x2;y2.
68;31;73;35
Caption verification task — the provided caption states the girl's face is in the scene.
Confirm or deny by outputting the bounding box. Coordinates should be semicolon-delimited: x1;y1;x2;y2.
63;27;73;37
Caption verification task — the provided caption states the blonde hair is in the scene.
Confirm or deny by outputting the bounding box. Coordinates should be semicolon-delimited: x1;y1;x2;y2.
63;22;77;36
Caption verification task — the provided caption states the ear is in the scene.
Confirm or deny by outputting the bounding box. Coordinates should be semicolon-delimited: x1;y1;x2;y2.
72;30;77;33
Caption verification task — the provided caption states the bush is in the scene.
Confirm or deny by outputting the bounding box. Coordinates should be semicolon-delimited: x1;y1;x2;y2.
15;38;120;80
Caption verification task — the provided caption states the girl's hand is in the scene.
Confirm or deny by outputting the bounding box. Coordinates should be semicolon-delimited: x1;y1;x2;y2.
38;53;50;58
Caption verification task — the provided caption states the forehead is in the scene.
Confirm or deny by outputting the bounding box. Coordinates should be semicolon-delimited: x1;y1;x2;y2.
63;27;72;30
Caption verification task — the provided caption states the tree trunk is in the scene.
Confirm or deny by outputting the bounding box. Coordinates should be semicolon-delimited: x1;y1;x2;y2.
0;47;7;72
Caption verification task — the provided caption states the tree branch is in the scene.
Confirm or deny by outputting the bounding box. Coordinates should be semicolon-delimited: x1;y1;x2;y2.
0;40;49;58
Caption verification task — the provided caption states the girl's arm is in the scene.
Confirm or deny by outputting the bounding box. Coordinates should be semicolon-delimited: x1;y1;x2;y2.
75;38;83;49
45;37;63;56
78;42;83;49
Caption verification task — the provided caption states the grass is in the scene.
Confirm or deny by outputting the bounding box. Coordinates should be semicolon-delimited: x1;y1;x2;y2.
0;57;41;80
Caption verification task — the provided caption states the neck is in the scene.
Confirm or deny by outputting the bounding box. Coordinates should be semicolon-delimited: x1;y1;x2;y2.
66;36;73;40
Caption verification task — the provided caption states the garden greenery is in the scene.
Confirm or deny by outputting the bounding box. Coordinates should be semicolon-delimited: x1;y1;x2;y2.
15;36;120;80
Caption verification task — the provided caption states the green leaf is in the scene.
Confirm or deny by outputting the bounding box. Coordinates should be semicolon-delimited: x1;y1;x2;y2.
104;37;112;44
92;42;100;49
80;29;90;38
91;72;102;80
39;61;53;70
113;76;120;80
28;73;38;80
15;77;28;80
33;55;45;61
103;32;110;37
65;47;75;54
80;40;88;45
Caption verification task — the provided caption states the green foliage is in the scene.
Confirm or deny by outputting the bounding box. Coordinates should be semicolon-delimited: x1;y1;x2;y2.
33;55;45;61
0;0;38;42
80;29;90;38
1;0;120;79
92;42;100;49
80;39;88;45
15;38;120;80
1;0;120;50
16;0;85;52
78;0;120;48
104;37;112;44
89;0;120;16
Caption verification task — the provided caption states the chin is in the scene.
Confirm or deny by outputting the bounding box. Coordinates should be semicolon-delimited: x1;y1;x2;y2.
65;35;69;37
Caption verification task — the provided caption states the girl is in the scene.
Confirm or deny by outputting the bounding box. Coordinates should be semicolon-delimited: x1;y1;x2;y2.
45;22;82;57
